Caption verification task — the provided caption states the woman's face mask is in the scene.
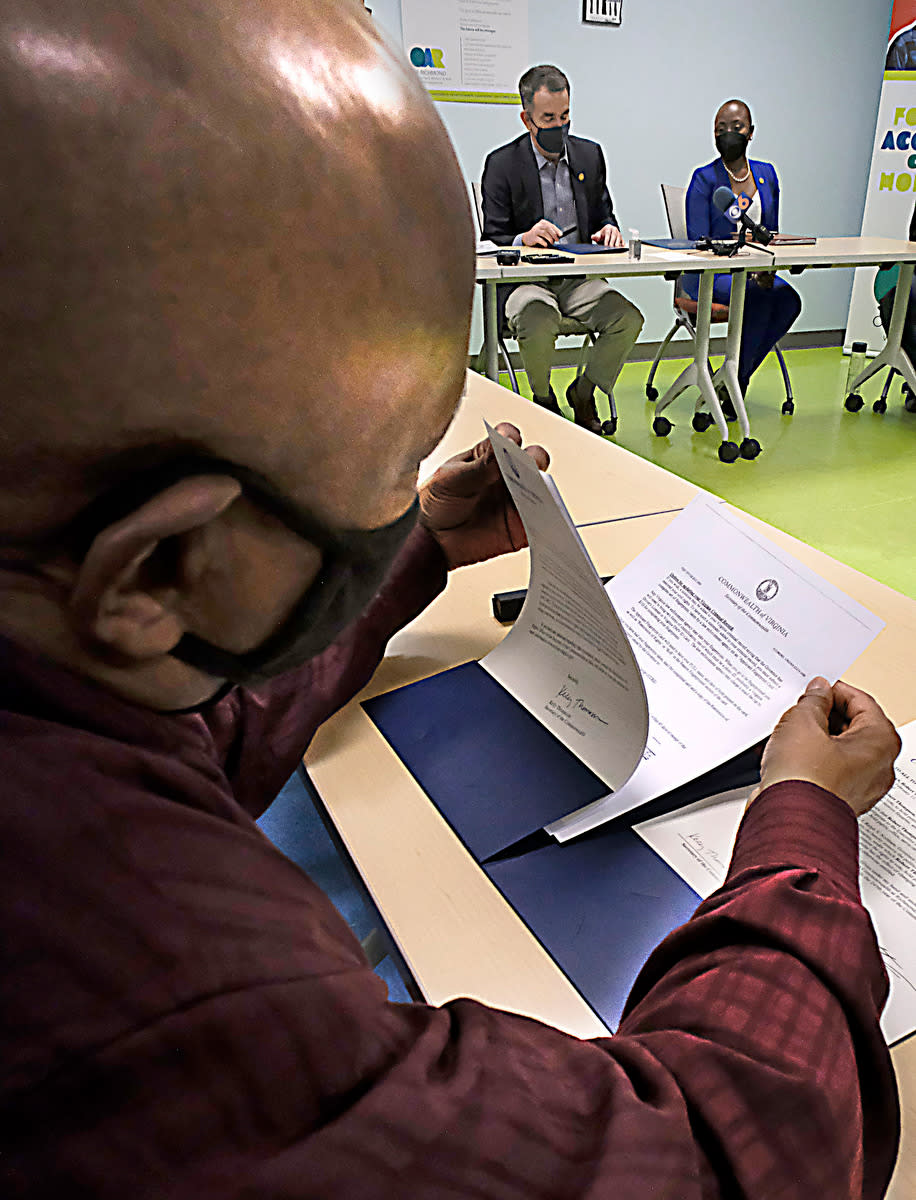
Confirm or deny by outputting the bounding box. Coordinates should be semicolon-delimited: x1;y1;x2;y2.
715;130;749;163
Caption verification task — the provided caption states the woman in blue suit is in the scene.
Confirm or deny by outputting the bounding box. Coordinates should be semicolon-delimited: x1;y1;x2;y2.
685;99;801;413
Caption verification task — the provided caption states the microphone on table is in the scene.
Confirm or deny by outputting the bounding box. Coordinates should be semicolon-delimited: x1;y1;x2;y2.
712;185;774;246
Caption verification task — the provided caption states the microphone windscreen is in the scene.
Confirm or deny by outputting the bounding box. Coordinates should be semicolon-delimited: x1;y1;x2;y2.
712;186;737;213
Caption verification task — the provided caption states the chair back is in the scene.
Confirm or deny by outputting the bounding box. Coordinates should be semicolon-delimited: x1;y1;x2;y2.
471;181;485;237
661;184;688;240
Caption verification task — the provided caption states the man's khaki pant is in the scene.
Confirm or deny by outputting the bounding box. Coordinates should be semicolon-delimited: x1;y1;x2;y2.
505;277;643;400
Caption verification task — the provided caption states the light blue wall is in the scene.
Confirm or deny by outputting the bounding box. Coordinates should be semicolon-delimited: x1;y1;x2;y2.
370;1;890;346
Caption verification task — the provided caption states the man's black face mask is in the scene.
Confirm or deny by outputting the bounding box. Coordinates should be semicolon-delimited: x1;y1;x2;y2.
65;457;419;687
532;120;569;157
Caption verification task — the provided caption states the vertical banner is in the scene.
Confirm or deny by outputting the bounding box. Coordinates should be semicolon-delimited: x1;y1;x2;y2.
402;0;529;105
846;1;916;351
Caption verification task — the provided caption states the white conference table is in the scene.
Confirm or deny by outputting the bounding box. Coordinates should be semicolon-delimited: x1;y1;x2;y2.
478;235;916;462
478;245;758;461
304;369;916;1197
759;236;916;402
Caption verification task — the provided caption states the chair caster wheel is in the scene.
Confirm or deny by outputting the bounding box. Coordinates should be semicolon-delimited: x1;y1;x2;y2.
905;387;916;413
652;416;672;437
873;397;888;414
781;400;795;415
844;393;864;412
645;385;658;402
718;441;740;463
739;437;761;460
692;412;715;432
601;418;618;436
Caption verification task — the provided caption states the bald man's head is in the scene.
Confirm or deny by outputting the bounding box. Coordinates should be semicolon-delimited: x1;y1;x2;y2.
0;0;473;541
0;0;475;708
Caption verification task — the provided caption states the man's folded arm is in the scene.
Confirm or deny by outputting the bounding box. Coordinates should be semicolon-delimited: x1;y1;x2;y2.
183;780;897;1199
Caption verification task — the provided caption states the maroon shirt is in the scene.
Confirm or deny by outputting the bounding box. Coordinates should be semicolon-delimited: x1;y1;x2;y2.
0;526;899;1198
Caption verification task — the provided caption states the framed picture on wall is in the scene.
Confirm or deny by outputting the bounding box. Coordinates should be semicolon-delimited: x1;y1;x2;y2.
583;0;622;25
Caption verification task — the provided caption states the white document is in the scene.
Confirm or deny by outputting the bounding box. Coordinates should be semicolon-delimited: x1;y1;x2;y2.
548;499;884;840
859;721;916;1044
634;721;916;1046
485;428;883;840
482;427;649;790
633;789;749;898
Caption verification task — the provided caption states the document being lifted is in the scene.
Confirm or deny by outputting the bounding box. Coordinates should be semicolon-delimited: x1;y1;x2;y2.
484;426;884;840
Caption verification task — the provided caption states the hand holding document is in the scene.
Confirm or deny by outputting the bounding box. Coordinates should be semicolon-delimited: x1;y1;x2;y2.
755;676;900;815
485;426;885;839
636;719;916;1046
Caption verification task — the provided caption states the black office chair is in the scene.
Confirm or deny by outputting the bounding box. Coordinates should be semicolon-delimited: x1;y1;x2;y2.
645;184;795;418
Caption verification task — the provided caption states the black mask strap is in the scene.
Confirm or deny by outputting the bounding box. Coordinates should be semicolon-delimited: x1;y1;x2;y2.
57;454;419;686
173;497;419;683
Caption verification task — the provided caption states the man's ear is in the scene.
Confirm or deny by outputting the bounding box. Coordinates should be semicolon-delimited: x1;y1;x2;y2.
69;475;243;661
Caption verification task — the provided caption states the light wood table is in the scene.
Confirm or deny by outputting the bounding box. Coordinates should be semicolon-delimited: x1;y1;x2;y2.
304;370;916;1195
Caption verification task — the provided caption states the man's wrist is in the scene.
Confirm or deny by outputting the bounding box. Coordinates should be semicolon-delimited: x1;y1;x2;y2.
730;780;861;899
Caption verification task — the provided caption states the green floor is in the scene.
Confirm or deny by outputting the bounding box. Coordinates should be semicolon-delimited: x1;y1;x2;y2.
503;345;916;600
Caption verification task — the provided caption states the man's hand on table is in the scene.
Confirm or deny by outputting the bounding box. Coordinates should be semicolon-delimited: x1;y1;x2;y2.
754;677;900;816
591;224;625;248
419;422;548;569
521;219;562;247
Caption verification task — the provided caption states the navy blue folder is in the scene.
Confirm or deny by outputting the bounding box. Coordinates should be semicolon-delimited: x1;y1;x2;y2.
640;237;701;250
561;242;629;254
365;662;608;862
363;661;760;1029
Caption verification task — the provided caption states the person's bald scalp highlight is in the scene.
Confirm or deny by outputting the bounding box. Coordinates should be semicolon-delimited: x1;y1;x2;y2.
0;0;474;542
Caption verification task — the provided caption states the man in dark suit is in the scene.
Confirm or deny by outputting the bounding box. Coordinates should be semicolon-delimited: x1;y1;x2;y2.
482;65;643;434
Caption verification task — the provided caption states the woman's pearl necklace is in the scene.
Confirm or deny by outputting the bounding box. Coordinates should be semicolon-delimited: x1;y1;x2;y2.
724;161;751;183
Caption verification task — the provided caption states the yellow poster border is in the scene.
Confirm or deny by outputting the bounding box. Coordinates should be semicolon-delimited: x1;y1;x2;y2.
885;70;916;80
428;90;518;104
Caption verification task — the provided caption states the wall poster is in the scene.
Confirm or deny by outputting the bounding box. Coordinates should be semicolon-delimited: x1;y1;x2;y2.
846;0;916;351
402;0;529;105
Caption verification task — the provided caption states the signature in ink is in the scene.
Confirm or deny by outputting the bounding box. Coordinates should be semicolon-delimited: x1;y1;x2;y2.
552;684;608;726
879;946;916;994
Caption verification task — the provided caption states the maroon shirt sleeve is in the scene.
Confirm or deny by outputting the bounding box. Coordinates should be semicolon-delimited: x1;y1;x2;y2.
616;782;899;1199
247;782;896;1200
3;758;897;1199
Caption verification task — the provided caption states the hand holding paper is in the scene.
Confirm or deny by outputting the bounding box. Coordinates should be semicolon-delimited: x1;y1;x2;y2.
419;422;549;569
637;719;916;1045
755;677;900;815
